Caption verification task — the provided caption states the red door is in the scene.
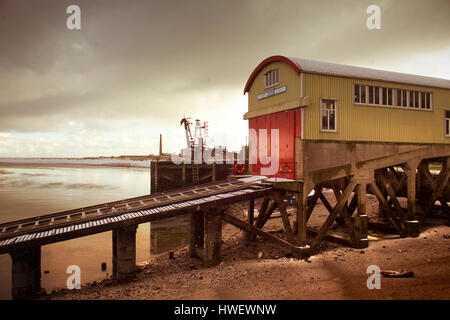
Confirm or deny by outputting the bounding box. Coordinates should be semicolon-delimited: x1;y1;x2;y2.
248;108;301;179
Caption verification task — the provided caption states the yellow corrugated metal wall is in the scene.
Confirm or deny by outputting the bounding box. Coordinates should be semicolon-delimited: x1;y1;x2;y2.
303;73;450;144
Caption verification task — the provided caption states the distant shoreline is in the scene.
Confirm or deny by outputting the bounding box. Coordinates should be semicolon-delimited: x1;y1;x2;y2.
0;157;166;168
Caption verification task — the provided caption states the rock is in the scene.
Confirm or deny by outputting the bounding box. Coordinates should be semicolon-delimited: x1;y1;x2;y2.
443;234;449;239
359;250;365;254
381;270;414;278
257;251;263;259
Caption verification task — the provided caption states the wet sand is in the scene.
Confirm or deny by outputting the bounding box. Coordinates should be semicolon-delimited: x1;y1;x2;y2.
48;192;450;300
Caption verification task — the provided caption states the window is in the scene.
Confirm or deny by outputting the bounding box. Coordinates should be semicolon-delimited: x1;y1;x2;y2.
264;69;279;88
387;88;393;106
321;99;337;132
420;92;426;109
360;85;366;104
354;85;360;103
396;89;402;106
414;91;419;108
446;110;450;137
368;86;374;104
354;84;432;111
402;90;407;107
375;87;380;104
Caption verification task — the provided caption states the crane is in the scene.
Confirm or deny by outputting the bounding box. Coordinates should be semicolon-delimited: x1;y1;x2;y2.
180;117;208;149
180;117;194;149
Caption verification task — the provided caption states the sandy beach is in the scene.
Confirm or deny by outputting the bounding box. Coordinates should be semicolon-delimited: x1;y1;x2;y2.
47;191;450;300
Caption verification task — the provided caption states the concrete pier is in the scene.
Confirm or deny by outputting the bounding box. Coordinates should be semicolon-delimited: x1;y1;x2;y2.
10;246;41;300
112;225;138;282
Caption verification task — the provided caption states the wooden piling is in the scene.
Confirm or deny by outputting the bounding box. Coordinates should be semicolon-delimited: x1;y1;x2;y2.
189;211;204;258
245;199;255;242
294;186;307;246
351;183;369;248
189;209;223;267
10;246;41;300
404;161;420;236
203;210;223;267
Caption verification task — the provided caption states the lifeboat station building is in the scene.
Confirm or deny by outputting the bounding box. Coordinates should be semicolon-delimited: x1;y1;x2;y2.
243;55;450;246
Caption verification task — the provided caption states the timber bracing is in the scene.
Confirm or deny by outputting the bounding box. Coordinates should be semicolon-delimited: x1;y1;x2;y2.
232;143;449;260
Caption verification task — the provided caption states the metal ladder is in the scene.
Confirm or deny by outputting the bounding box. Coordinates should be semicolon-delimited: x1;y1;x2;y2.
192;165;199;184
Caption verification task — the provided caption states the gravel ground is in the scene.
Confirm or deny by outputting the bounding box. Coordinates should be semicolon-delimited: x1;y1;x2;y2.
47;191;450;300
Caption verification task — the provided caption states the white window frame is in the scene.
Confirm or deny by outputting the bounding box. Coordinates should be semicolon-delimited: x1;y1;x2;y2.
320;98;338;133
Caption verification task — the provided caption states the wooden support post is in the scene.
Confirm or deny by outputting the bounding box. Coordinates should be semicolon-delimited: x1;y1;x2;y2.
351;184;368;248
417;160;426;203
212;162;216;182
182;163;186;187
294;186;307;246
404;161;420;237
274;192;295;244
251;197;270;241
306;185;322;221
256;200;277;230
203;210;223;267
318;191;334;216
376;173;387;221
189;211;204;258
333;187;352;227
10;246;41;300
378;173;406;220
245;199;255;242
311;179;357;251
189;209;223;267
347;192;358;216
112;225;138;282
369;182;406;237
422;158;450;221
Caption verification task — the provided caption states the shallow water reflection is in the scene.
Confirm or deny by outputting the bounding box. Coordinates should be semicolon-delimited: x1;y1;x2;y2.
0;164;189;299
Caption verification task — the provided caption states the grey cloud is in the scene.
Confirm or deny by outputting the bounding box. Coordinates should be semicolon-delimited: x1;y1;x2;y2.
0;0;448;138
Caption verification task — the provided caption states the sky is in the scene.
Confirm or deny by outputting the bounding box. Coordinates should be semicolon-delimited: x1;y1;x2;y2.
0;0;449;157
